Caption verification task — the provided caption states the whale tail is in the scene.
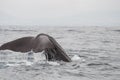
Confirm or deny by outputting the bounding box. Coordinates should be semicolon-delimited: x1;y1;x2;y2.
44;35;71;62
0;33;71;62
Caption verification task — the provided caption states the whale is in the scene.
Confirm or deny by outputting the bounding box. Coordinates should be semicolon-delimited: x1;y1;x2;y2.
0;33;71;62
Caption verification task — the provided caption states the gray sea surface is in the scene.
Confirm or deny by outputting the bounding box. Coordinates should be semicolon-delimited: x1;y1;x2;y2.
0;26;120;80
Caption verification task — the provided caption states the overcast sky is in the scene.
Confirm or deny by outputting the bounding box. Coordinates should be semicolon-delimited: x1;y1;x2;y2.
0;0;120;26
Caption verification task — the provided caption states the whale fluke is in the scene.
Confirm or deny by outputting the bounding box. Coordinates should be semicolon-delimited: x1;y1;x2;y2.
0;33;71;62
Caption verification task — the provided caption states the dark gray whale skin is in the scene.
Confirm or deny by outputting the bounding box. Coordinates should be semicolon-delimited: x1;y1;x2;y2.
0;33;71;62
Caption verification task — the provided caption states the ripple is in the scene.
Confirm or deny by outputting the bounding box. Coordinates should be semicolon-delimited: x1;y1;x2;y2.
113;30;120;33
87;62;111;66
67;29;84;33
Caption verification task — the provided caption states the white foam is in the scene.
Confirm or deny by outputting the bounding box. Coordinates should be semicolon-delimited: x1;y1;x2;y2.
71;55;85;62
34;51;46;62
0;50;46;66
47;61;60;66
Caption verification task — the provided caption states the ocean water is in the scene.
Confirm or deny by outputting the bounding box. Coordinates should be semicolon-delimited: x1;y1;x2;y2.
0;26;120;80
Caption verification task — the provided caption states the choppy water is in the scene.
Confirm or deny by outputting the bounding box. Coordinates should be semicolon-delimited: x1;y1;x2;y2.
0;26;120;80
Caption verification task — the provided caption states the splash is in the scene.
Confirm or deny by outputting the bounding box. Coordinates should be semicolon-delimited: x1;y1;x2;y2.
0;50;46;67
